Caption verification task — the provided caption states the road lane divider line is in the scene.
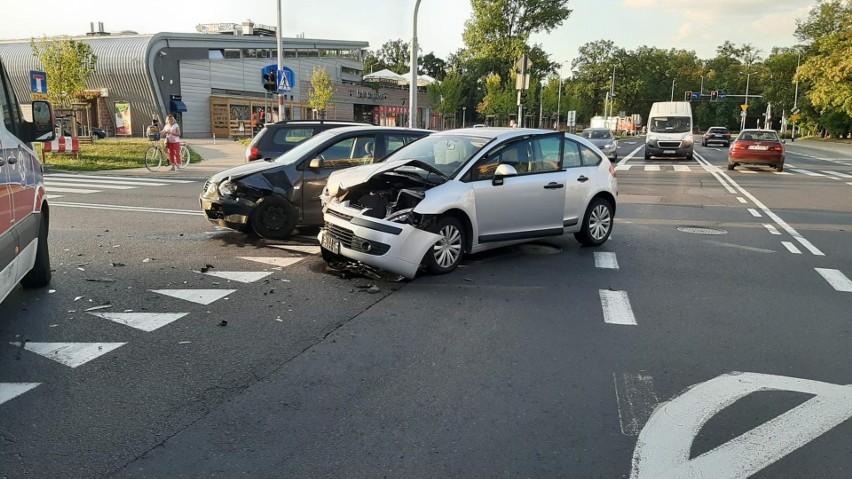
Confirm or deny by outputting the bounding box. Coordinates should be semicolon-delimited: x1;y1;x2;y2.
51;201;203;216
773;171;793;175
790;168;825;177
694;152;824;256
45;177;170;187
614;373;659;436
763;224;781;235
644;165;660;172
821;170;852;179
594;252;619;269
782;242;802;254
748;208;762;218
44;187;101;194
0;383;41;406
737;197;748;203
47;173;195;184
599;290;637;325
44;181;136;190
617;146;643;166
615;165;633;171
673;165;691;172
815;268;852;292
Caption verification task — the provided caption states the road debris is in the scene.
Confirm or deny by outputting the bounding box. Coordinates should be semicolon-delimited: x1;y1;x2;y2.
84;303;112;312
218;320;228;327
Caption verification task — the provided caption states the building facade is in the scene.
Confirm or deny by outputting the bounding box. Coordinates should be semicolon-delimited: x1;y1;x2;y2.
0;27;433;138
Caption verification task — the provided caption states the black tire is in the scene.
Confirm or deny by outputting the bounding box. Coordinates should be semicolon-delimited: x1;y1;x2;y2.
250;196;297;239
21;210;51;288
612;153;618;161
728;163;736;171
686;152;694;161
644;150;651;160
424;216;465;275
775;161;784;173
702;140;706;146
574;197;613;247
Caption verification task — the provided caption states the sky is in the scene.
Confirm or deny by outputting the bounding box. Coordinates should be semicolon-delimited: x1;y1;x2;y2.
5;0;816;71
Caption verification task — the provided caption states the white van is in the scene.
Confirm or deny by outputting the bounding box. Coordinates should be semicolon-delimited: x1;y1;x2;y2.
644;101;694;160
1;56;56;304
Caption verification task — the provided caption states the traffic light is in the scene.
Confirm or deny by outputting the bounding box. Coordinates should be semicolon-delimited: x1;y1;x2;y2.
263;72;277;92
519;90;528;105
685;90;693;102
710;90;718;101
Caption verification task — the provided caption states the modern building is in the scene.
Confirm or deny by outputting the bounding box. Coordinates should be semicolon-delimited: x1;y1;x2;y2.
0;21;434;138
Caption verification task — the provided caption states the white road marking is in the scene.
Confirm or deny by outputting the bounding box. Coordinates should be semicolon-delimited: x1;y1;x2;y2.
702;164;721;172
790;168;825;177
0;383;41;406
88;312;188;332
782;241;802;254
239;257;305;268
631;372;852;479
269;244;322;255
617;146;643;166
673;165;691;172
594;252;619;269
821;170;852;179
11;342;125;368
47;173;194;184
736;197;747;203
762;224;780;235
46;177;170;186
815;268;852;292
44;187;101;194
615;165;633;171
747;208;762;218
847;182;852;187
644;165;660;172
614;373;659;436
706;241;776;254
599;290;636;325
45;194;64;199
45;181;136;190
51;201;203;216
151;289;237;305
204;271;273;283
773;171;793;175
693;152;824;256
739;169;758;174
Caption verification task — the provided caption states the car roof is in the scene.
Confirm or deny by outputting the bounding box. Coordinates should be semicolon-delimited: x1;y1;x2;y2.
708;126;728;130
432;127;557;141
739;129;778;133
271;120;367;126
302;125;433;135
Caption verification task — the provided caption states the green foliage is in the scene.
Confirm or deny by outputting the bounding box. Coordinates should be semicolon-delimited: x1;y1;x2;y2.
427;71;466;116
796;12;852;118
420;52;448;80
30;36;97;108
309;67;335;115
41;140;202;172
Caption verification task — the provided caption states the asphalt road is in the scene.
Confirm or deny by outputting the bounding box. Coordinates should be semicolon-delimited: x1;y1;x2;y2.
1;138;850;478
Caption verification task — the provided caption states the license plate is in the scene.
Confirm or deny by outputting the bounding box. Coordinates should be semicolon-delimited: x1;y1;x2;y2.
663;150;675;154
749;145;768;150
321;231;340;254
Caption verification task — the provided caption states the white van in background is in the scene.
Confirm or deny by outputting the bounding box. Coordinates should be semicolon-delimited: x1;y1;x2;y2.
644;101;694;160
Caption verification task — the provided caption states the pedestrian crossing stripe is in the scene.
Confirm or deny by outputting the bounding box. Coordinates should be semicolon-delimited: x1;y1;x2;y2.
10;342;126;368
610;164;852;177
46;173;194;184
0;383;41;406
150;289;237;305
45;181;137;190
268;245;322;255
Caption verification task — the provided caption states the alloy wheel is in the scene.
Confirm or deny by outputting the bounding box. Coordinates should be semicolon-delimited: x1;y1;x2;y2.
589;204;612;241
433;224;462;268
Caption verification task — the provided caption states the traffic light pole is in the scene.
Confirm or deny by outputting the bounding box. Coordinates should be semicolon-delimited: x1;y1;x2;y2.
276;0;284;122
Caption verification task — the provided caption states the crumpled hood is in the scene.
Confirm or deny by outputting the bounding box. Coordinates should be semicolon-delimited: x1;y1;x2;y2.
326;159;443;197
209;160;278;183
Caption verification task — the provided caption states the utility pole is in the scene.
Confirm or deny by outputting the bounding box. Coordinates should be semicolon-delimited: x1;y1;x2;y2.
556;61;567;130
670;78;676;102
409;0;422;128
276;0;284;121
462;106;466;128
538;82;544;128
741;72;753;131
792;51;800;141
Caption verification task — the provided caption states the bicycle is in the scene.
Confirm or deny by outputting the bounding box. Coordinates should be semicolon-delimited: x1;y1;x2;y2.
145;136;190;172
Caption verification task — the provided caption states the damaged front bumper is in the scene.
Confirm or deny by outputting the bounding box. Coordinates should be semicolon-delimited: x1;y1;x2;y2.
319;202;441;279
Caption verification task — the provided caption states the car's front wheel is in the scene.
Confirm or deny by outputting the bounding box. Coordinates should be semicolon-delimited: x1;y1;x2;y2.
574;197;613;247
21;210;51;288
250;196;297;239
425;216;465;275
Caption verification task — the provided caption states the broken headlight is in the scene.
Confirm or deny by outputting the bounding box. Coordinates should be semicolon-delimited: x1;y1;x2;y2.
218;180;238;197
385;208;416;224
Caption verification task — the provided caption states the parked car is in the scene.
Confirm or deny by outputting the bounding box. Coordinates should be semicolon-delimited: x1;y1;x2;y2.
244;120;368;162
728;129;785;172
702;126;730;146
1;56;56;304
201;126;431;239
92;127;107;139
580;127;618;160
319;128;618;279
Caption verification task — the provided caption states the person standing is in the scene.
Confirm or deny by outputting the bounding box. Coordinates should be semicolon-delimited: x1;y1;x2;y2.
160;115;181;171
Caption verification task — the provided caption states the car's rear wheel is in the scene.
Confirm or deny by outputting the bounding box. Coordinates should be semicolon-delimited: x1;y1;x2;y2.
775;160;784;173
21;210;51;288
728;162;736;171
425;216;465;275
250;196;297;239
574;197;613;247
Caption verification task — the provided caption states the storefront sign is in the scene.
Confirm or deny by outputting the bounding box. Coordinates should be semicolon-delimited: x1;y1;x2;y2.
353;89;388;100
113;101;132;136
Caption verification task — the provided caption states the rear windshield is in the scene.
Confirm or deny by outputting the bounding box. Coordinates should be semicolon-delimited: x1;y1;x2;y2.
738;131;780;141
650;117;691;133
269;127;315;147
708;128;728;133
581;129;613;140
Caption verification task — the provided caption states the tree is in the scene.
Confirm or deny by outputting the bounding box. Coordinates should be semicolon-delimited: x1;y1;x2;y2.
420;52;448;80
309;67;335;118
795;0;852;48
31;36;97;108
376;39;416;74
477;73;515;122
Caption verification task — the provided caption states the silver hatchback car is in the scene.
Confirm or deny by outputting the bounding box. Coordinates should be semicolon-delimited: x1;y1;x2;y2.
319;128;618;279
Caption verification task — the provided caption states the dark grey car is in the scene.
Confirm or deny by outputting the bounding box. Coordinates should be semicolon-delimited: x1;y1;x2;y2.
580;128;618;160
201;126;431;239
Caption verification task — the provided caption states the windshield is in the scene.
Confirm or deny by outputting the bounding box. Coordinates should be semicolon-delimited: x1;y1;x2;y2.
650;116;691;133
383;134;491;177
273;130;339;165
581;129;614;140
738;131;780;141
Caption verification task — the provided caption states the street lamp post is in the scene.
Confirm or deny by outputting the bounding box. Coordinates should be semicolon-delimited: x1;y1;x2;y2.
409;0;422;128
556;60;568;130
741;71;753;131
276;0;284;121
792;52;800;141
462;106;466;128
670;78;676;102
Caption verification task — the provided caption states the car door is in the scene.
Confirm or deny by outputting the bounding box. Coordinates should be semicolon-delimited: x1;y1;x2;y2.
299;133;377;224
467;133;567;243
0;96;19;298
561;140;600;228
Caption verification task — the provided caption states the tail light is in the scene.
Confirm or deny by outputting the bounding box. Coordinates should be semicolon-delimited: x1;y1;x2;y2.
770;145;783;151
732;141;747;151
609;162;616;178
247;146;259;161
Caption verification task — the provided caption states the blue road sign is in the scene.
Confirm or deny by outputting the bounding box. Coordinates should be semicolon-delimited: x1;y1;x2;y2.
718;91;727;99
30;70;47;93
276;68;294;93
691;91;701;100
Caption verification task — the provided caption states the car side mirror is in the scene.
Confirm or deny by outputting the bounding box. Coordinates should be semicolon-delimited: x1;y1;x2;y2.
492;163;518;186
309;158;322;169
27;100;56;143
781;139;787;144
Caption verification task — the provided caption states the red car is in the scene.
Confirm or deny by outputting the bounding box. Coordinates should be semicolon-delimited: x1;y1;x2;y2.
728;129;785;172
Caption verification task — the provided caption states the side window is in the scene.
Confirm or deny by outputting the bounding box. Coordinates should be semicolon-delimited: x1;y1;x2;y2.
0;73;15;136
318;135;376;168
531;136;561;173
579;145;602;166
469;135;561;181
563;140;582;168
385;135;417;155
1;72;22;138
271;128;313;147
